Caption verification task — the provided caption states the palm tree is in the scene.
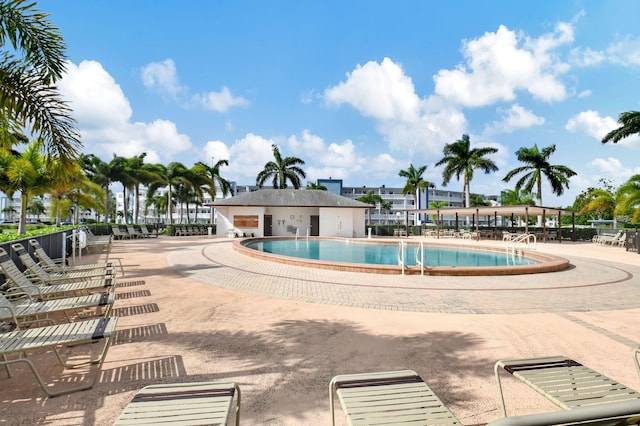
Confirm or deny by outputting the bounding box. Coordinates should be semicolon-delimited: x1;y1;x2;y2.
602;111;640;144
357;190;383;227
192;159;233;224
503;144;576;206
0;0;81;163
127;153;162;223
428;200;448;224
306;182;327;190
80;154;115;224
109;155;135;223
146;162;190;224
615;174;640;222
0;138;51;233
48;159;103;226
256;144;306;189
435;134;498;208
501;189;536;206
27;198;45;221
399;163;433;224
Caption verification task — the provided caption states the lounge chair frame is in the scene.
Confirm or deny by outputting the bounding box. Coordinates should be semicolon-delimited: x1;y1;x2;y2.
0;248;115;299
113;381;241;425
0;317;118;397
0;291;114;325
12;242;111;283
486;399;640;426
329;370;460;425
495;355;640;417
28;238;123;276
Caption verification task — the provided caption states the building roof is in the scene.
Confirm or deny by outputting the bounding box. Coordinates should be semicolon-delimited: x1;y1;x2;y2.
409;205;576;217
209;189;373;208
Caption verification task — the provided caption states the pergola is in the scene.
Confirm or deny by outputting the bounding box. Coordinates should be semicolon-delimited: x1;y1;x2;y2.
403;205;577;242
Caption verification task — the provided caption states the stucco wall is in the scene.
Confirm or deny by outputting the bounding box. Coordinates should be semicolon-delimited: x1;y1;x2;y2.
319;208;366;238
216;206;366;238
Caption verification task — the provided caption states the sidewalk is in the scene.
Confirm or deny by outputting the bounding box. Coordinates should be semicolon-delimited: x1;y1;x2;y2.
0;236;638;425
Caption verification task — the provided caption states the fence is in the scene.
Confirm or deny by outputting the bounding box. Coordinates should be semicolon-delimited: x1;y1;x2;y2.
0;230;69;286
626;230;639;254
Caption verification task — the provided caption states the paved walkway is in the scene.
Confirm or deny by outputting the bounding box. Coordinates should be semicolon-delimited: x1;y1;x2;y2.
167;237;640;314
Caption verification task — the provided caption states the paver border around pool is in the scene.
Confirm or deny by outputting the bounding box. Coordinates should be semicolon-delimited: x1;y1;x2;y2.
233;236;570;276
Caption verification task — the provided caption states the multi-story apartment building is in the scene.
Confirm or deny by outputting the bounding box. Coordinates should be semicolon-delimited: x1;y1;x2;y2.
1;180;499;226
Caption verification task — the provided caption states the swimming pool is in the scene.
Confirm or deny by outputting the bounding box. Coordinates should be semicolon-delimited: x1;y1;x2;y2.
236;237;570;276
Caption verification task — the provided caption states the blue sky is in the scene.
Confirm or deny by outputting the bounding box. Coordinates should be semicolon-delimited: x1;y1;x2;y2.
39;0;640;206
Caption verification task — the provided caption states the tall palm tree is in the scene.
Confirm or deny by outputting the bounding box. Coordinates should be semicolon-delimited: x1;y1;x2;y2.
127;153;162;223
0;138;51;233
503;144;576;206
256;144;306;189
602;111;640;144
357;190;383;226
109;155;135;223
192;159;232;223
399;163;433;224
435;134;498;208
48;158;103;226
0;0;81;163
80;154;114;224
146;162;190;224
615;174;640;222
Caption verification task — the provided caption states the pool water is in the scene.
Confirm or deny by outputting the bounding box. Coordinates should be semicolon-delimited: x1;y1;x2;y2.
244;239;537;267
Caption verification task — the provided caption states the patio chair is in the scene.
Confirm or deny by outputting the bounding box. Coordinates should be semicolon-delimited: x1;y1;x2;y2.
329;370;461;425
0;316;118;397
28;239;121;275
634;345;640;379
126;225;143;239
113;381;241;426
111;225;130;240
0;248;115;299
0;290;114;326
486;399;640;426
494;355;640;417
139;225;156;238
12;243;113;283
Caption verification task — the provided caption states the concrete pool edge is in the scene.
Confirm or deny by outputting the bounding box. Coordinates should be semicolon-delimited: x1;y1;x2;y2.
233;237;570;276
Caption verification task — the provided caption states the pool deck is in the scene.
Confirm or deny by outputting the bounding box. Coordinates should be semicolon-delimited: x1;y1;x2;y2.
1;235;639;425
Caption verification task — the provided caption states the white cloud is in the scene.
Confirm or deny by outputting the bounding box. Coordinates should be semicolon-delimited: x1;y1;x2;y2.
324;57;421;122
59;60;193;162
226;133;276;184
141;59;185;98
193;86;249;112
565;110;619;140
141;59;248;112
434;23;571;106
60;60;132;127
323;59;467;159
485;104;545;134
571;36;640;68
589;157;640;180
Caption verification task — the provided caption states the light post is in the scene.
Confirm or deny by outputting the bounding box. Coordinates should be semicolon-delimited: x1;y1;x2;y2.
396;212;401;235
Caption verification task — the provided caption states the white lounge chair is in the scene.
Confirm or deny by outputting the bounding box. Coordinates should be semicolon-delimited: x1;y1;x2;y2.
0;248;115;299
113;381;241;425
495;355;640;417
330;370;461;425
0;317;118;397
0;291;114;326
